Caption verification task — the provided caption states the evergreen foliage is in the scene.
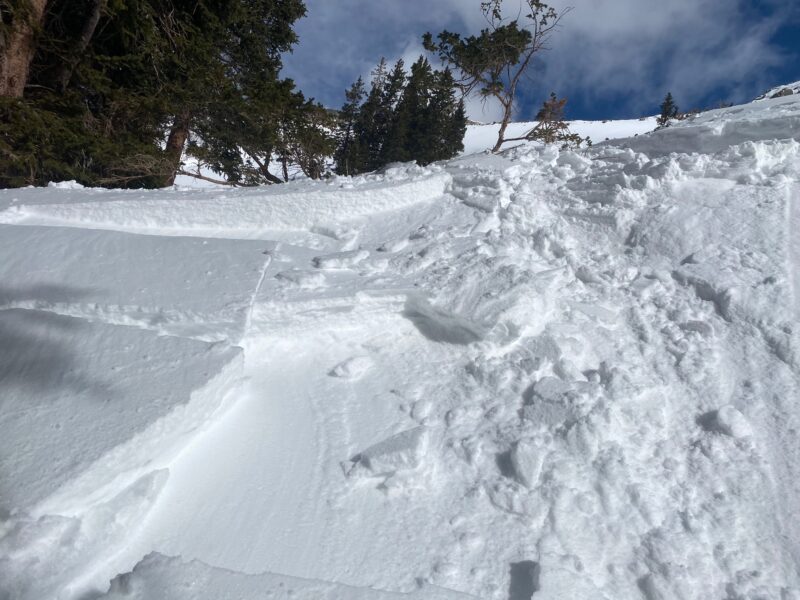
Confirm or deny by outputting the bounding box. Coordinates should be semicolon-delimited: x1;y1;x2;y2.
423;0;567;153
521;93;590;149
333;76;367;177
657;92;679;128
333;57;466;176
0;0;330;188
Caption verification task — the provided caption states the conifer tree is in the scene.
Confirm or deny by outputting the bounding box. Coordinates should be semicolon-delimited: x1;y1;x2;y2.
356;58;391;171
333;77;367;176
372;59;406;167
0;0;321;188
657;92;679;128
424;0;568;153
522;93;589;149
427;68;467;161
383;57;436;164
333;56;467;176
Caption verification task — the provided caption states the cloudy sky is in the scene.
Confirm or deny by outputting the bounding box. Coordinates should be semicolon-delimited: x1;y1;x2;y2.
283;0;800;122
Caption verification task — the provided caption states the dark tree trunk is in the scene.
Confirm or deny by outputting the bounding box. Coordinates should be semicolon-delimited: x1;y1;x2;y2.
163;112;191;187
491;102;514;153
249;150;283;184
0;0;49;97
51;0;105;91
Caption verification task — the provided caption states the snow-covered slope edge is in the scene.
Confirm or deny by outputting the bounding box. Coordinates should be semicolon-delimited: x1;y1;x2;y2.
0;166;450;239
100;553;477;600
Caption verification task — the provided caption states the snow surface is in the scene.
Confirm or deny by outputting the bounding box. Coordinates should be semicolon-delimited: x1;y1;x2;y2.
1;90;799;600
462;117;658;156
98;552;475;600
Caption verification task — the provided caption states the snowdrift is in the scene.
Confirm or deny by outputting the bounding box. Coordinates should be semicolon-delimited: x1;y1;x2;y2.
0;89;798;600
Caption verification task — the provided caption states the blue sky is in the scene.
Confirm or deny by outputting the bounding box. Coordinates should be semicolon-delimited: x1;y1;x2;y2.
283;0;800;122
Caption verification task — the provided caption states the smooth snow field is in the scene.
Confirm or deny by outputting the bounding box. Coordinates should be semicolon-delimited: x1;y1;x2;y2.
1;91;799;600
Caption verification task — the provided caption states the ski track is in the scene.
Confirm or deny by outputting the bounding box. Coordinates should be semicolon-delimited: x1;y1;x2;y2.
1;96;800;599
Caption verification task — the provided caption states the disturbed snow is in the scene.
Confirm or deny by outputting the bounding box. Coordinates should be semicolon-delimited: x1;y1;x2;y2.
0;93;799;600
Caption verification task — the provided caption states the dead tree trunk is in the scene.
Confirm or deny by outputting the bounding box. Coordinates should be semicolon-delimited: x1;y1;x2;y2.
0;0;48;97
162;112;191;187
51;0;105;91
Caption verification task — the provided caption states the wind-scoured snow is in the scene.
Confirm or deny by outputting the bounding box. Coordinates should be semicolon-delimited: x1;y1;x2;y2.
0;94;799;600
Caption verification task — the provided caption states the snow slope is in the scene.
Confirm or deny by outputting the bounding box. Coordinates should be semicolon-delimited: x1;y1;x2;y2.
462;117;658;156
0;90;799;600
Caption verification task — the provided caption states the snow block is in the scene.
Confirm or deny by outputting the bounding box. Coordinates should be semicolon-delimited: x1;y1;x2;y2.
404;296;486;345
0;225;269;342
329;356;374;380
99;553;476;600
0;309;243;514
510;439;546;489
713;405;753;439
521;377;600;428
312;249;370;269
353;427;428;476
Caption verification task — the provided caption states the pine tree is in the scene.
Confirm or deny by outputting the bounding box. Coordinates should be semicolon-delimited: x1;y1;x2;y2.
384;57;436;164
657;92;679;128
354;58;393;172
524;93;589;149
333;77;367;176
427;68;466;162
334;56;467;176
276;97;335;181
497;93;589;150
423;0;568;153
0;0;320;188
177;0;312;186
372;59;406;167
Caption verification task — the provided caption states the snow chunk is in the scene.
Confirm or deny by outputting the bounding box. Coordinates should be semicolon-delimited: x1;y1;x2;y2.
99;553;475;600
352;427;428;476
528;376;572;403
404;296;486;345
47;180;85;189
275;268;326;288
312;249;369;269
328;356;374;379
521;377;599;428
713;405;753;439
510;439;546;488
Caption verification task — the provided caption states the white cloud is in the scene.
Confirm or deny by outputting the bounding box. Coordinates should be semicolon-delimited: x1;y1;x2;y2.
463;93;505;124
540;0;790;110
284;0;797;116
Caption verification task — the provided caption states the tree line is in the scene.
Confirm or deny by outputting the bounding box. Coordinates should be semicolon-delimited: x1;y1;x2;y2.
0;0;331;188
1;0;585;190
334;57;466;176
